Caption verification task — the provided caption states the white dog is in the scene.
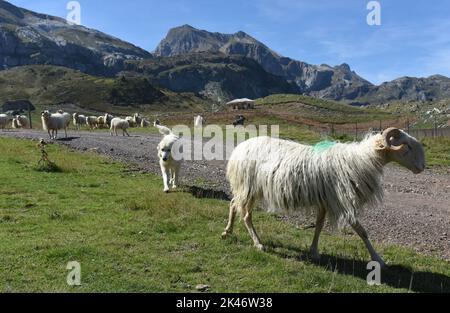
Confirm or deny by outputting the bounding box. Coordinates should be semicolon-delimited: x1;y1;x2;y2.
155;124;181;193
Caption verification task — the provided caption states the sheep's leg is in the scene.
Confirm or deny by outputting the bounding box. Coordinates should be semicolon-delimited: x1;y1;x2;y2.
243;209;264;251
221;199;237;239
48;129;52;139
124;129;130;137
351;220;386;267
310;207;326;261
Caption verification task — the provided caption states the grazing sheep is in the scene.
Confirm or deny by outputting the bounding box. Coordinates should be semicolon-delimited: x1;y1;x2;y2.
57;110;71;130
0;114;12;130
110;118;130;137
141;119;151;128
133;113;142;127
73;113;87;130
155;124;181;193
194;115;204;128
104;113;114;127
222;128;425;267
41;110;69;139
13;115;29;129
97;116;106;129
125;116;137;128
86;116;98;130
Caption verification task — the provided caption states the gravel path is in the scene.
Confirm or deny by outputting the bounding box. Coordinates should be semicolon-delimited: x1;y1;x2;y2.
1;129;449;261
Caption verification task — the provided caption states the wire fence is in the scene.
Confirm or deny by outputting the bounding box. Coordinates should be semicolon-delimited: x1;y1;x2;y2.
309;119;450;140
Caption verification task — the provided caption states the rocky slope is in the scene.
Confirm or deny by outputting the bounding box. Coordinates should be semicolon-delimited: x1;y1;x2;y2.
124;52;298;102
356;75;450;104
154;25;373;101
0;0;152;76
155;25;450;105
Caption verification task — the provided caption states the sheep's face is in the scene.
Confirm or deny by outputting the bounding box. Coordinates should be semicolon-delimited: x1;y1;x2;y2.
383;128;425;174
41;111;51;120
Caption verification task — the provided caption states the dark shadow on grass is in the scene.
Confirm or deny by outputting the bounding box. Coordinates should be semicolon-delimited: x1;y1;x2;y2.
265;242;450;293
186;185;231;201
56;136;80;142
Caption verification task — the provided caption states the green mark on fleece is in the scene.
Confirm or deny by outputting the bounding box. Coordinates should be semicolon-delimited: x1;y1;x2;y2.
313;140;337;153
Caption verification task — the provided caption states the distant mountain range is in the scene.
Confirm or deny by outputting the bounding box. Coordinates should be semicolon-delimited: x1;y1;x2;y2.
0;0;151;76
1;0;449;105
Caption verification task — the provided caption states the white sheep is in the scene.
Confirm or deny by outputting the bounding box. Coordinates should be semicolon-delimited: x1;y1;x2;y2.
222;128;425;267
110;118;130;136
141;119;151;128
73;113;87;130
97;116;106;129
0;113;12;130
125;116;137;128
86;116;98;130
133;113;142;127
12;115;29;129
41;110;69;139
57;110;71;128
104;113;114;127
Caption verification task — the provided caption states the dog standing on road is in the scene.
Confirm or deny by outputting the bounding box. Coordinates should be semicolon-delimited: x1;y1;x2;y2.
155;124;181;193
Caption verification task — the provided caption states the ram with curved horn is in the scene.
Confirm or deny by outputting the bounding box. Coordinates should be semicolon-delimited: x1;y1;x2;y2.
223;128;425;267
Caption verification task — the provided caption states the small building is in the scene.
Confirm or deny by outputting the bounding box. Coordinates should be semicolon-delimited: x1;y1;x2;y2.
2;100;36;114
226;98;255;111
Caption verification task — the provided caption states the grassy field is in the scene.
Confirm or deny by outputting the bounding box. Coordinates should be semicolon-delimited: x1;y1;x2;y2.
256;94;393;124
1;137;449;293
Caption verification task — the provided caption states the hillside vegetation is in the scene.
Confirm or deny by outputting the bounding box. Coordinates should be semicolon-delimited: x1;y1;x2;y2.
256;94;393;124
0;65;210;113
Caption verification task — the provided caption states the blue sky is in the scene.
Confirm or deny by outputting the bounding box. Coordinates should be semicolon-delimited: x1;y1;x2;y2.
7;0;450;84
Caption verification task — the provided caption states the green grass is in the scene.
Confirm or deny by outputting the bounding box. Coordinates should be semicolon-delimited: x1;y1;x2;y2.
422;137;450;167
256;94;393;124
0;137;449;293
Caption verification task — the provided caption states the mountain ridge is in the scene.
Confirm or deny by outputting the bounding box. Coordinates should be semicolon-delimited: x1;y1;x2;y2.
154;24;450;104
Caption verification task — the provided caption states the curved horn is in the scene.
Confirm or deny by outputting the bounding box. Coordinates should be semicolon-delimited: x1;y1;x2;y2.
383;127;406;151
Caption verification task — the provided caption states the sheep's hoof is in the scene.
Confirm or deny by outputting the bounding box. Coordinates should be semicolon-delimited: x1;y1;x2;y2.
164;189;170;193
172;185;178;189
255;243;265;251
221;231;230;239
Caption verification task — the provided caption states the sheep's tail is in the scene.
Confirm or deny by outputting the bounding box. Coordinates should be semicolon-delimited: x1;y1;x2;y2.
155;124;172;136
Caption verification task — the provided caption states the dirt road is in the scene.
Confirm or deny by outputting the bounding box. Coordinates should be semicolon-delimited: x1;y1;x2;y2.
1;129;449;261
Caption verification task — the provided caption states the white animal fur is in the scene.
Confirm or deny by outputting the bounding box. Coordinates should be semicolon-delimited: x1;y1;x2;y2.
222;128;425;266
0;114;10;130
12;115;29;129
110;118;130;136
86;116;98;130
57;110;71;128
73;113;87;130
141;119;151;128
155;124;181;193
41;110;68;139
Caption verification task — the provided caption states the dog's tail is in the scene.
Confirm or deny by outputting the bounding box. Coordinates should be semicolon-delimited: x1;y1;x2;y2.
155;124;172;136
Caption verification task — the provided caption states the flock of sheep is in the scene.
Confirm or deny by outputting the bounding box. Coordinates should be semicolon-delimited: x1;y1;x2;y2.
38;110;154;139
0;113;30;130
